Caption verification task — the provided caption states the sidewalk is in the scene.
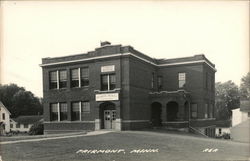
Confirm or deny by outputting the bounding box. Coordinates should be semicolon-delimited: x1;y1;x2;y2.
0;130;112;145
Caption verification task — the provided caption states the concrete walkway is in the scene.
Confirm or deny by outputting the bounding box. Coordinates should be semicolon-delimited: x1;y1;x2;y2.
0;131;112;145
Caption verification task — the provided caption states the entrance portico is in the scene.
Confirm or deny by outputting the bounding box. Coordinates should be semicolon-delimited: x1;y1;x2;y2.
149;90;191;128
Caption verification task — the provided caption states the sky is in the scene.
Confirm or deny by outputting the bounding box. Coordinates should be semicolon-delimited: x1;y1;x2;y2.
1;1;249;98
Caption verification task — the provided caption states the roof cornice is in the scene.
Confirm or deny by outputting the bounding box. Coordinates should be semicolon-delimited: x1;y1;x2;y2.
40;52;217;71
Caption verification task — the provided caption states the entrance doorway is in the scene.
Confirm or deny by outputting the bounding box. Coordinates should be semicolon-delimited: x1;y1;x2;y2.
99;102;116;129
104;110;116;129
166;101;178;121
151;102;162;126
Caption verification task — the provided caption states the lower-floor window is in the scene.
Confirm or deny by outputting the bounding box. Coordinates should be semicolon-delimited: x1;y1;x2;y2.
191;103;198;118
16;124;20;128
72;102;80;121
24;124;28;128
82;101;90;113
10;124;13;128
51;103;59;121
60;103;68;121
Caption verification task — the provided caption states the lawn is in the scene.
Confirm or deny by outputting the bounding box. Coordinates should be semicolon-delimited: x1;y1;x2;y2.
0;130;249;161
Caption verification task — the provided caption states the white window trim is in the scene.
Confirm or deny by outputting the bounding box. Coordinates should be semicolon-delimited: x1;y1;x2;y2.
56;71;59;89
79;101;82;121
57;103;60;121
78;68;81;87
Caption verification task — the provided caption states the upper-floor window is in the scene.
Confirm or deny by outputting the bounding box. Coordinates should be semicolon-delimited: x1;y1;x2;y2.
178;73;186;88
71;69;79;88
49;71;58;89
59;70;67;88
204;103;208;118
157;76;163;90
49;70;67;89
81;68;89;87
2;113;5;120
191;103;197;118
101;74;116;91
16;124;20;128
70;68;89;88
10;124;13;128
151;72;155;89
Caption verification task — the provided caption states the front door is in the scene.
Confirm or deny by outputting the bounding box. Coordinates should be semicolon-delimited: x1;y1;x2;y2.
104;110;116;129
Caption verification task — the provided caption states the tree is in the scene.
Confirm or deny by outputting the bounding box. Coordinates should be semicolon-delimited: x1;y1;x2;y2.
240;72;250;100
215;81;240;120
0;84;42;118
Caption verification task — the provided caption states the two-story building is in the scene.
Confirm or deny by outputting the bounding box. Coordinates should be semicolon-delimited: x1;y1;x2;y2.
40;41;216;136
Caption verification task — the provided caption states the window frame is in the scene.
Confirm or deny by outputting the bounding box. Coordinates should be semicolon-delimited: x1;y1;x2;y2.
191;103;198;119
101;73;116;91
71;102;81;121
59;70;67;89
178;72;186;88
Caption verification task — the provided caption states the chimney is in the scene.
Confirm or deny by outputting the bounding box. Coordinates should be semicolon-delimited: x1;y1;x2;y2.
100;41;111;46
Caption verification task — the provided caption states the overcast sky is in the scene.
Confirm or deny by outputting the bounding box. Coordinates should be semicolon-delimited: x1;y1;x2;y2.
1;1;249;97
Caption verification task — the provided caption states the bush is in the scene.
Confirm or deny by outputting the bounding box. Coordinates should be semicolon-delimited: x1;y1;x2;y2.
29;122;44;135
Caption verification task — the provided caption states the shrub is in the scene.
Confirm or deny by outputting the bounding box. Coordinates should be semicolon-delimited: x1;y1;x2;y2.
29;122;44;135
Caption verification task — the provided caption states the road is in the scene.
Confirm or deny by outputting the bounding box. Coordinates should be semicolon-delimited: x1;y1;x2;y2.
0;130;249;161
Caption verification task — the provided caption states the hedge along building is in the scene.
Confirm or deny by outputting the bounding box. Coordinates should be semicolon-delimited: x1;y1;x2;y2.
40;41;216;136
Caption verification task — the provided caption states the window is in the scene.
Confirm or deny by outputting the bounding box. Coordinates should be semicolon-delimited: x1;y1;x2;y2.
24;124;28;128
50;103;59;121
157;76;163;90
209;105;213;118
72;102;80;121
191;104;198;118
205;72;208;89
219;128;222;135
2;113;5;120
3;124;5;130
10;124;13;128
101;74;116;91
178;73;186;88
16;124;20;128
204;104;208;118
71;68;79;88
151;72;155;89
81;68;89;87
248;112;250;118
60;103;68;121
59;70;67;88
82;101;90;113
49;71;58;89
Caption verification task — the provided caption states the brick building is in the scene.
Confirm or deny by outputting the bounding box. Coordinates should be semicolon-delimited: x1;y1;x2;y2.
40;41;216;136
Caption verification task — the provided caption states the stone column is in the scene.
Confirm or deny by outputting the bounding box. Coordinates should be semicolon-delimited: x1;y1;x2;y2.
114;101;121;131
178;101;185;121
161;104;167;123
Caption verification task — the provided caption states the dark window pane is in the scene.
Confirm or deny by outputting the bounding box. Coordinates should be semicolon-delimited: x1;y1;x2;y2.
109;74;116;90
49;71;58;89
51;103;58;121
59;70;67;88
60;103;68;121
101;75;108;91
71;69;79;88
72;102;80;121
81;78;89;87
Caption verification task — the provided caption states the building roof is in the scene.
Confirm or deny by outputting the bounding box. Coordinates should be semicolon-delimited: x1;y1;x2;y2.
0;101;11;115
240;100;250;112
12;115;43;124
40;42;216;71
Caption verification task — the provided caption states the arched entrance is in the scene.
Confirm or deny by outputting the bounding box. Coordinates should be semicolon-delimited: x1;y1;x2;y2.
99;102;116;129
151;102;162;126
166;101;178;121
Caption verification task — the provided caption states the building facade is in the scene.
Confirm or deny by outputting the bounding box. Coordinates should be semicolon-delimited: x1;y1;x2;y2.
41;42;216;136
0;101;11;135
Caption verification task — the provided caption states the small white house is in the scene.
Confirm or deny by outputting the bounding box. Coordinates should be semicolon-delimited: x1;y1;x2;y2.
10;115;43;132
0;101;11;135
214;120;231;137
231;100;250;143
